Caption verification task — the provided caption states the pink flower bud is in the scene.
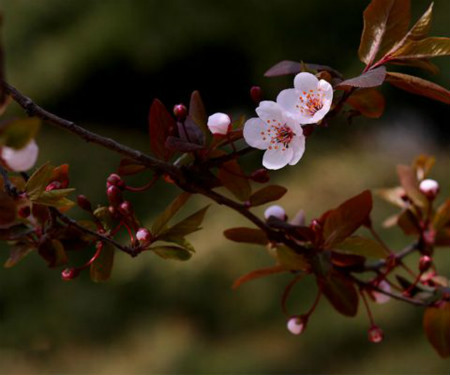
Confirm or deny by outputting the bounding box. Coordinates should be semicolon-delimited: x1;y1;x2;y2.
207;113;231;135
264;205;286;221
250;86;263;104
250;168;270;183
118;201;133;216
106;185;123;206
18;206;31;218
173;104;187;121
77;195;92;212
287;316;305;335
61;268;80;281
45;181;62;191
106;173;125;189
419;179;439;200
1;139;39;172
136;227;152;244
372;280;391;304
419;255;432;272
368;326;384;343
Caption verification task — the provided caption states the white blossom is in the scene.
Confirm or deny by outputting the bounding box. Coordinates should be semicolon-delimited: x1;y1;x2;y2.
207;112;231;135
1;139;39;172
287;316;304;335
372;280;391;304
419;179;439;199
243;101;305;170
264;205;286;221
277;72;333;124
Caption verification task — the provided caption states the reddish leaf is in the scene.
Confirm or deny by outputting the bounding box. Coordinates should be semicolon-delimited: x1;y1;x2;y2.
397;209;421;235
389;58;439;75
358;0;411;65
189;91;208;135
117;158;147;176
249;185;287;207
386;72;450;104
177;116;205;146
318;270;359;317
25;162;54;200
376;186;405;208
331;252;365;268
423;302;450;358
38;239;68;268
347;88;386;118
165;136;205;152
50;164;70;185
0;191;16;228
413;154;435;180
218;160;251;202
391;37;450;60
224;227;268;245
397;164;428;207
332;236;387;258
148;99;176;160
232;265;286;289
337;66;386;89
90;243;115;282
264;60;301;77
433;200;450;232
4;243;32;268
435;228;450;247
322;190;373;249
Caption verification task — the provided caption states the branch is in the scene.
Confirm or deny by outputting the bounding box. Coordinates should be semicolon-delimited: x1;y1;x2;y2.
364;242;419;271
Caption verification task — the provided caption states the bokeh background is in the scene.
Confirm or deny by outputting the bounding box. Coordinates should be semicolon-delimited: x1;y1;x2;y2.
1;0;450;373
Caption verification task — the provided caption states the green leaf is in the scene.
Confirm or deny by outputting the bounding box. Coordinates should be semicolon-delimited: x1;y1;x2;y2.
223;227;268;245
232;265;286;289
332;236;387;258
375;186;405;208
148;99;176;161
4;243;32;268
33;188;75;208
161;205;209;237
0;191;16;227
249;185;287;207
159;235;196;253
117;158;147;176
90;243;115;282
391;37;450;60
386;72;450;104
318;270;359;317
347;88;386;118
423;302;450;358
322;190;373;249
151;192;191;235
337;66;386;88
218;160;251;202
93;206;117;232
358;0;411;65
276;246;311;271
397;164;428;207
0;117;41;149
397;209;421;235
25;162;54;200
151;245;192;261
433;200;450;232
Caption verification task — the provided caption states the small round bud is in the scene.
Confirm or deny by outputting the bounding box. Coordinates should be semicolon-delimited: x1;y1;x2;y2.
207;112;231;135
250;86;263;104
250;168;270;183
419;179;439;200
61;268;80;281
1;139;39;172
106;185;123;206
287;316;305;335
136;227;152;244
77;195;92;212
118;201;133;216
173;104;188;121
310;219;321;232
368;326;384;343
419;255;432;273
302;124;315;138
264;205;286;221
372;280;391;304
106;173;125;189
45;181;62;191
18;205;31;218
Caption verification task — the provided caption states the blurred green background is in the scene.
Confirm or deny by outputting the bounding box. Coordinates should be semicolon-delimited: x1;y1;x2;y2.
1;0;450;373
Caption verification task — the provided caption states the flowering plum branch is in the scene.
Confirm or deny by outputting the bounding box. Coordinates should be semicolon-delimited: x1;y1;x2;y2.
1;0;450;359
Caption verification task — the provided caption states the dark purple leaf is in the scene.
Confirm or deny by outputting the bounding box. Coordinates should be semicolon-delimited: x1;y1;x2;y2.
165;136;205;152
423;302;450;358
224;227;268;245
177;116;205;146
148;99;176;161
337;66;386;88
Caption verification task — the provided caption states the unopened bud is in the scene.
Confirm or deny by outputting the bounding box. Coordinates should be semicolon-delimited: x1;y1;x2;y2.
250;86;263;104
136;227;152;244
173;104;188;121
106;173;125;189
310;219;321;232
368;326;384;343
287;316;305;335
45;181;62;191
372;280;391;304
77;195;92;212
419;255;432;272
18;205;31;218
302;124;315;137
250;168;270;183
264;205;286;221
419;179;439;200
107;185;123;206
61;268;80;281
118;201;133;216
207;112;231;135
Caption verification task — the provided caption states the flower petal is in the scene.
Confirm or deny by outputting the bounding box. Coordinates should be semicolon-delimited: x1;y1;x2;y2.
243;117;270;150
276;89;298;117
255;100;284;123
288;135;306;166
1;140;39;172
262;146;293;170
294;72;319;92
